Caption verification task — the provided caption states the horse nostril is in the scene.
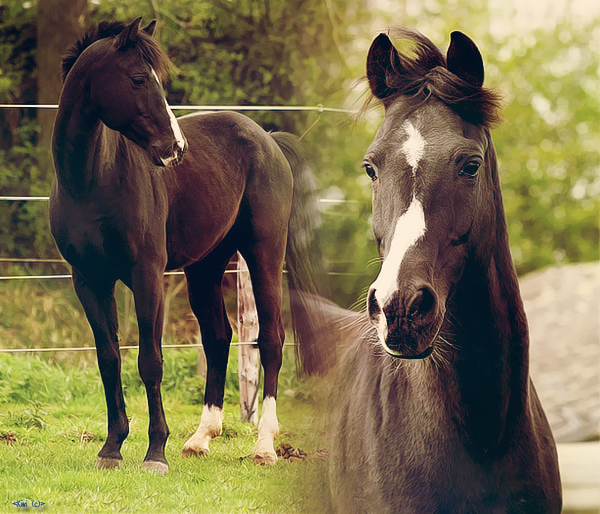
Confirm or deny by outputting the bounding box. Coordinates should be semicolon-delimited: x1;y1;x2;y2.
407;286;436;320
367;288;381;320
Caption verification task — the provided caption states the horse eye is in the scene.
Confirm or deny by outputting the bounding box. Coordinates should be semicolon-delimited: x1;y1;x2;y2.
363;163;378;181
459;161;480;178
132;76;146;86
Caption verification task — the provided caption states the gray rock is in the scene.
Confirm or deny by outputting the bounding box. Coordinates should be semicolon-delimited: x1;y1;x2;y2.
521;262;600;443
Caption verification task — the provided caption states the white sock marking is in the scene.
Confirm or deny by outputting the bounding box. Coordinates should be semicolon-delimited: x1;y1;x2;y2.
257;396;279;441
183;404;223;455
253;396;279;463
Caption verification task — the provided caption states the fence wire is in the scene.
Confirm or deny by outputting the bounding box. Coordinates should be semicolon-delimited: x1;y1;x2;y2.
0;102;357;353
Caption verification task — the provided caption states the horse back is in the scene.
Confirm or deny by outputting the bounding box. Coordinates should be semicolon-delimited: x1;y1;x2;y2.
163;111;293;269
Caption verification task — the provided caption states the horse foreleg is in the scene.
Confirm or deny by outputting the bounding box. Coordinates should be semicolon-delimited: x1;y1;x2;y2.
72;271;128;469
132;267;169;474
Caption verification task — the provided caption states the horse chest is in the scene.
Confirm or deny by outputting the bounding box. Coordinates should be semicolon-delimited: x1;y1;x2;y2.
331;350;544;514
51;196;153;273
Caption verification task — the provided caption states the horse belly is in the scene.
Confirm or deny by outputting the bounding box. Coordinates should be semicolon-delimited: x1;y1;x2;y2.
165;198;240;269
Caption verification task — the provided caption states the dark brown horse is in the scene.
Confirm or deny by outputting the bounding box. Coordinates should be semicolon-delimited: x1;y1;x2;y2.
49;18;329;474
328;30;562;513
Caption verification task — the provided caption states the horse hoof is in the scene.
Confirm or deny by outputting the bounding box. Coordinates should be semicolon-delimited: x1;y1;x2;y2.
96;457;122;469
143;460;169;475
182;446;210;458
253;452;278;465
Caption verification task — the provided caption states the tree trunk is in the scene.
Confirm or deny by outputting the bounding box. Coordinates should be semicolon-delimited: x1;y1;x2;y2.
37;0;88;179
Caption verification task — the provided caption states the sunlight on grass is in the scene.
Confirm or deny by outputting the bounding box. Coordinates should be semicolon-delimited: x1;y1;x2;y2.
0;348;333;513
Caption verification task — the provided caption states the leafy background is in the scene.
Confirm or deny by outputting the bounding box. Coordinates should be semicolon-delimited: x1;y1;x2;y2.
0;0;598;312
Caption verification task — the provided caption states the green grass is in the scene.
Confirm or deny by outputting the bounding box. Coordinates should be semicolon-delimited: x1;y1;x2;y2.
0;279;333;513
0;350;332;513
0;278;197;365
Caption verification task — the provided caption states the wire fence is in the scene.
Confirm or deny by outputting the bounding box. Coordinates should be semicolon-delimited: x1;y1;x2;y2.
0;103;355;114
0;102;358;354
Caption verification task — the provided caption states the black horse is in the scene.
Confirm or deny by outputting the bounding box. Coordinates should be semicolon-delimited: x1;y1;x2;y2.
49;17;329;474
328;30;562;513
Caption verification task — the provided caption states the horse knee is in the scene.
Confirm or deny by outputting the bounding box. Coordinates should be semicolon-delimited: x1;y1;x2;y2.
96;346;122;380
138;353;163;387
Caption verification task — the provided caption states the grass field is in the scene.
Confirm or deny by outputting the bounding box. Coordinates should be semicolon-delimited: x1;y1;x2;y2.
0;348;333;513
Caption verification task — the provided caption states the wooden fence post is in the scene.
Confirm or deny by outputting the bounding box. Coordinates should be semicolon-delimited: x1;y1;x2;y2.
237;252;260;424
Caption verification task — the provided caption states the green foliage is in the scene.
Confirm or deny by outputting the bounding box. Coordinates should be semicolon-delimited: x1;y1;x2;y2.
0;352;103;405
371;0;599;274
0;0;598;311
0;336;303;409
0;1;36;105
0;2;45;262
491;23;600;273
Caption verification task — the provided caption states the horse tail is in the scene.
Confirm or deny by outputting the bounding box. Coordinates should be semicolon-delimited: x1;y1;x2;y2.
270;131;337;376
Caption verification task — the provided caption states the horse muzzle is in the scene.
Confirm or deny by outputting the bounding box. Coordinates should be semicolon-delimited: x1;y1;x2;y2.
368;284;444;358
151;137;188;167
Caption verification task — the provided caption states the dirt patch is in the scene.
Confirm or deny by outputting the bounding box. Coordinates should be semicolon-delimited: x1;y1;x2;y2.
1;431;17;445
276;442;329;462
78;431;96;442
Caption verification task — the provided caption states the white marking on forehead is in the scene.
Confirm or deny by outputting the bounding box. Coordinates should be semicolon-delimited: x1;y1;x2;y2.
372;197;426;311
401;120;425;175
152;68;187;158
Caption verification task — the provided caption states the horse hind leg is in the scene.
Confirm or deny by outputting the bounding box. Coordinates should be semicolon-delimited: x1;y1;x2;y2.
254;396;280;465
72;271;129;469
240;242;286;465
181;253;234;458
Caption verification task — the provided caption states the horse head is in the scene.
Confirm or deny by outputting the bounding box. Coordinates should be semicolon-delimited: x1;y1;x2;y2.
82;17;187;166
363;30;503;359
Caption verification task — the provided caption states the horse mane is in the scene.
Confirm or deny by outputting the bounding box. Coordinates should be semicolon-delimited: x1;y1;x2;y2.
363;28;503;127
61;21;172;83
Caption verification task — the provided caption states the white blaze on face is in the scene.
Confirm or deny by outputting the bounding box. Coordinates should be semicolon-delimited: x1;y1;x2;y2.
371;199;427;318
369;120;427;346
151;68;186;163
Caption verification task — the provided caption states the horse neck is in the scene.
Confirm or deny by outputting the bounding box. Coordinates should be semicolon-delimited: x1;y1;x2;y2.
444;175;530;453
52;78;121;197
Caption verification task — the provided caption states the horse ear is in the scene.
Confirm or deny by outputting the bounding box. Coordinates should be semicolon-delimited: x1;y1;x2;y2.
367;33;402;100
446;31;484;88
115;17;143;50
143;20;157;36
